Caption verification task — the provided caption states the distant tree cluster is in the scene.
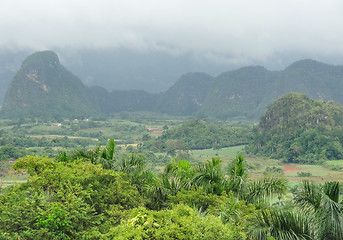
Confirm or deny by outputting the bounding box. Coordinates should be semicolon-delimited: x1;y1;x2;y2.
157;119;252;150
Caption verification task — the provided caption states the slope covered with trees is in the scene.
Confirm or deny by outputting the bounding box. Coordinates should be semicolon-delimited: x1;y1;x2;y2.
246;93;343;163
4;51;343;121
201;59;343;119
156;72;213;116
1;51;159;119
1;51;98;118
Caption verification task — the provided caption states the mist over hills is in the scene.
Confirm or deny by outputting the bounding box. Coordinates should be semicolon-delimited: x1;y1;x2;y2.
1;51;160;118
0;48;232;105
156;72;213;116
2;50;343;120
200;59;343;119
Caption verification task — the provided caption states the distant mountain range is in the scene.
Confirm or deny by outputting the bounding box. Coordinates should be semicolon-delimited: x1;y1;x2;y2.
199;60;343;119
0;48;231;104
2;51;343;120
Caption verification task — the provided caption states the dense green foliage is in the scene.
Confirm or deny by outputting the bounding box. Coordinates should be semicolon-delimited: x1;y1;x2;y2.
246;93;343;163
0;156;143;239
1;137;342;239
109;204;244;239
0;139;295;239
159;119;252;150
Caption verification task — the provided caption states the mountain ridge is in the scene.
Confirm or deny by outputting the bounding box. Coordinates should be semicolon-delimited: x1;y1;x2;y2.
3;51;343;120
2;51;99;118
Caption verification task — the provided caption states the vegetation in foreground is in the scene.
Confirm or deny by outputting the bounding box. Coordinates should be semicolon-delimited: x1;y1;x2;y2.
0;139;342;239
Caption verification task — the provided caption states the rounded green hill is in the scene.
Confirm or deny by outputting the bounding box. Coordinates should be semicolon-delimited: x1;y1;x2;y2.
246;93;343;163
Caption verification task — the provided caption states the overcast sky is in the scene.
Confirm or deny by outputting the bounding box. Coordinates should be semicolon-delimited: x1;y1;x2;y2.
1;0;343;66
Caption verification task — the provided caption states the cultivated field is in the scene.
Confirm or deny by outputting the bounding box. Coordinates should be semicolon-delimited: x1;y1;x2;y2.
1;114;343;188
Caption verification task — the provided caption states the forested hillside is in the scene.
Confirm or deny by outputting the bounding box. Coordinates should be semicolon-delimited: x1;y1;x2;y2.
1;51;159;119
200;59;343;119
1;51;98;118
3;51;343;121
156;72;213;116
246;93;343;162
200;66;274;119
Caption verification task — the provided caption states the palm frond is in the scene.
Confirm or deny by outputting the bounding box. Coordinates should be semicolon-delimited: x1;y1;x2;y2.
294;181;321;213
323;181;340;203
317;194;343;240
250;210;313;240
246;175;287;204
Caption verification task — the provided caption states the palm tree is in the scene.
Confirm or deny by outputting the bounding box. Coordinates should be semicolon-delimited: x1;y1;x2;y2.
116;153;155;193
251;181;343;240
97;138;116;169
144;159;195;210
294;180;343;240
193;157;226;195
227;154;248;199
163;158;195;190
55;139;117;169
227;154;287;204
245;175;287;204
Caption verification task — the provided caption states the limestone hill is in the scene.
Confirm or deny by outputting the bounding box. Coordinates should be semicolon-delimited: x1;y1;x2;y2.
246;93;343;162
4;51;343;121
1;51;98;118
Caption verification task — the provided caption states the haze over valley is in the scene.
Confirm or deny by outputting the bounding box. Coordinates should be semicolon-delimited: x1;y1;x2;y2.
3;50;343;121
1;1;343;239
2;1;343;105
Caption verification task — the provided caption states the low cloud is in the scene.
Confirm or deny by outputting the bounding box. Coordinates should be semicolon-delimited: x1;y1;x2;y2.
1;0;343;65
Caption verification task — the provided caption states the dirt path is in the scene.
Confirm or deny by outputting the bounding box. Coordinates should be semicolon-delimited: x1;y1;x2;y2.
281;164;304;174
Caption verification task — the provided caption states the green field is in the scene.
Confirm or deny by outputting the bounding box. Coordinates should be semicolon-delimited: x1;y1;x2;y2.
1;115;343;188
190;146;343;183
190;145;245;162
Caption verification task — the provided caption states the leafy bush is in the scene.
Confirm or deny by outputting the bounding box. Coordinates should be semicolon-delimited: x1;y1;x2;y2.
264;166;284;175
296;171;312;177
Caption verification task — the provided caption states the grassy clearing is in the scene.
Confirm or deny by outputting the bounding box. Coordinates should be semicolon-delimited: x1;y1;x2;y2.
282;164;331;177
191;146;343;183
27;134;99;141
324;159;343;165
190;145;245;163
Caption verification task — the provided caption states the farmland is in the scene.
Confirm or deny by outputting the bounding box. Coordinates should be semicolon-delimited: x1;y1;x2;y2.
1;114;343;239
1;114;343;187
